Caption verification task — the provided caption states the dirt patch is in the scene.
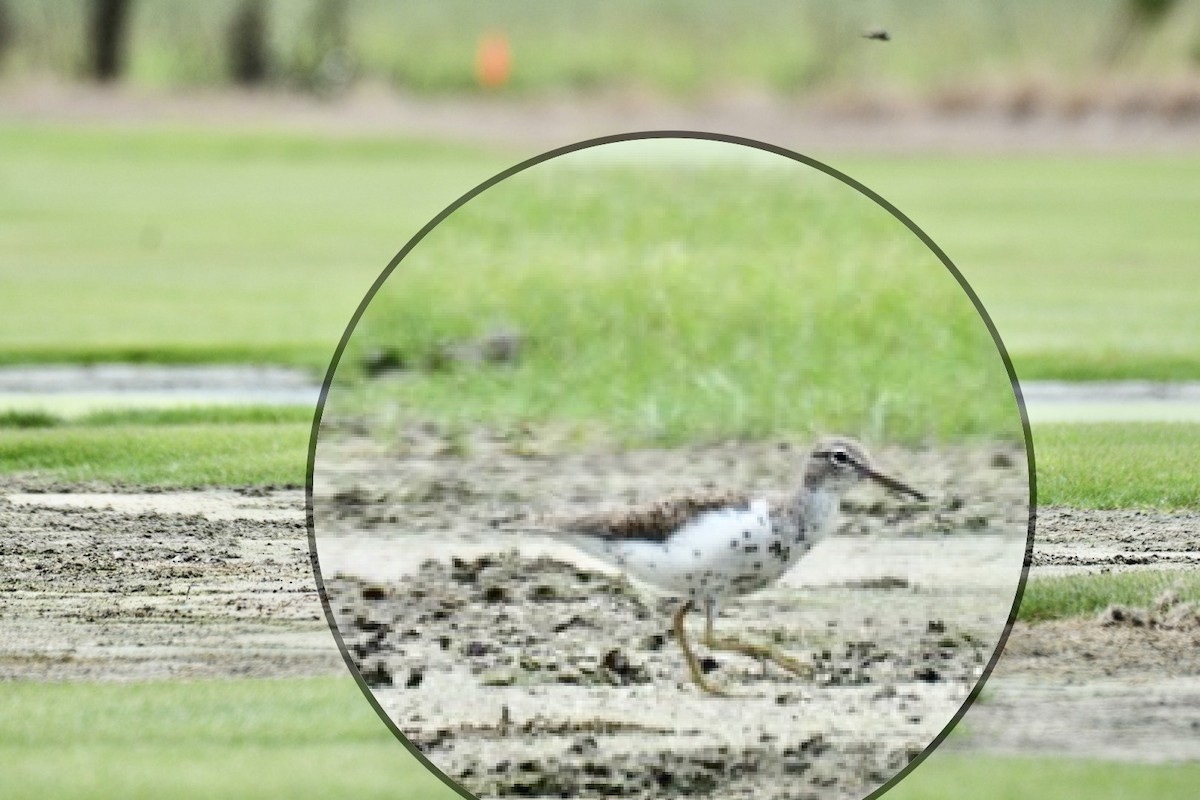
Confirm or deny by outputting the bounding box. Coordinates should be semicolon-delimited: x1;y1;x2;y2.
951;517;1200;765
950;609;1200;763
312;427;1030;542
1032;507;1200;575
312;430;1028;799
0;489;338;681
327;553;991;800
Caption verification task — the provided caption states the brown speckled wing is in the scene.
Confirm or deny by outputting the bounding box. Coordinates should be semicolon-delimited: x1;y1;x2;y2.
556;490;752;543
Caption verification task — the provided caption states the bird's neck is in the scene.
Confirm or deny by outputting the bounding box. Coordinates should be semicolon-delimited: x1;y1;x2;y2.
796;485;841;539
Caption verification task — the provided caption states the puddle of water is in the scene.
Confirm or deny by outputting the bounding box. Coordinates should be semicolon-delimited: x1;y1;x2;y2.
1021;380;1200;424
0;364;320;416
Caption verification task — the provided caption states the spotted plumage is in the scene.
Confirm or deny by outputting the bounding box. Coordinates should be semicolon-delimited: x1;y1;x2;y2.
542;435;926;694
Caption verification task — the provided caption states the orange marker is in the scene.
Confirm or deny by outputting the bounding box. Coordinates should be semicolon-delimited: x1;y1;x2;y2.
475;31;512;89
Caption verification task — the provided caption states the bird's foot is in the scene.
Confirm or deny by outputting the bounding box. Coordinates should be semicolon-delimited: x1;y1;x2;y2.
705;635;815;680
692;673;736;697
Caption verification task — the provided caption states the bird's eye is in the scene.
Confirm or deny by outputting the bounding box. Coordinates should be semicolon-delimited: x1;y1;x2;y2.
830;449;850;465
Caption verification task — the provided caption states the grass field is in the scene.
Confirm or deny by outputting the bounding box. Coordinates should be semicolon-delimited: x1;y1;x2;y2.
8;1;1200;96
0;677;450;800
890;752;1200;800
841;154;1200;382
0;410;309;486
0;126;508;369
4;121;1199;799
1020;569;1200;622
3;126;1199;384
1035;422;1200;508
336;140;1018;444
4;676;1199;800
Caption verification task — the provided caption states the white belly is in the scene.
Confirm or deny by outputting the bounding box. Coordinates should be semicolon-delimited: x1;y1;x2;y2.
583;499;806;605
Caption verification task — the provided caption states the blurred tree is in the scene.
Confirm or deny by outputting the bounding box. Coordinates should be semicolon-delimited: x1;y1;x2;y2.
0;1;12;72
227;0;269;85
1101;0;1179;65
87;0;132;81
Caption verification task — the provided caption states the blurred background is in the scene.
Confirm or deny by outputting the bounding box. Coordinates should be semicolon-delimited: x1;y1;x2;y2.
2;2;1200;800
4;0;1200;104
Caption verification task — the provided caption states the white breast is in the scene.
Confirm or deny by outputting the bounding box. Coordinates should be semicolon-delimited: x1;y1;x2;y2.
594;500;780;600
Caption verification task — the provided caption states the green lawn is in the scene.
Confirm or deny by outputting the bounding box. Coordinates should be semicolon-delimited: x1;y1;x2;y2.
0;406;314;428
889;752;1200;800
0;125;509;369
0;416;309;486
0;677;454;800
4;676;1199;800
840;154;1200;381
4;125;1199;385
1035;422;1200;508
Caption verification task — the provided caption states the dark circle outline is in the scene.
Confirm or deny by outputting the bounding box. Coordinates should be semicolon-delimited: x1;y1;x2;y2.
304;130;1037;800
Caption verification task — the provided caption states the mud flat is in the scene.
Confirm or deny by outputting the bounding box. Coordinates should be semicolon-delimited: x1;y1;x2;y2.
0;487;338;681
313;432;1029;799
3;429;1197;795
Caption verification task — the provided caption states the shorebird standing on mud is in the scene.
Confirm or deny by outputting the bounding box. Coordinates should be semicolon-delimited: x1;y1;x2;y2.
544;436;926;694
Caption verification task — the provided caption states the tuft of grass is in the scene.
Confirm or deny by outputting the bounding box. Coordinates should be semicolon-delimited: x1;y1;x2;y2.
338;146;1021;445
0;410;63;429
0;677;455;800
1018;570;1200;623
0;422;308;486
1036;422;1200;508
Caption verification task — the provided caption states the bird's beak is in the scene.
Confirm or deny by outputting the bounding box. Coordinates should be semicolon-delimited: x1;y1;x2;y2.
863;467;927;502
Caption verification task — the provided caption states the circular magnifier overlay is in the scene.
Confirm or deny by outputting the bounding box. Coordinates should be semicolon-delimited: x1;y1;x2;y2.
308;133;1033;800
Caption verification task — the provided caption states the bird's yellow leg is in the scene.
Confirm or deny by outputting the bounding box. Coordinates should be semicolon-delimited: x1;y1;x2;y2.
673;602;729;696
703;623;815;680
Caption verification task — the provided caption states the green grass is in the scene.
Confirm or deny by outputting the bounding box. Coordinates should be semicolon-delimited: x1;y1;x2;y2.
4;677;1200;800
0;420;308;486
335;141;1020;445
840;155;1200;382
1036;422;1200;508
77;405;315;426
0;405;314;428
1019;569;1200;623
0;677;455;800
0;410;62;429
889;753;1200;800
0;125;510;370
4;125;1200;386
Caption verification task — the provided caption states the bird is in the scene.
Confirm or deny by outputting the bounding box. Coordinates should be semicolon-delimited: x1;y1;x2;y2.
542;436;926;694
862;28;891;42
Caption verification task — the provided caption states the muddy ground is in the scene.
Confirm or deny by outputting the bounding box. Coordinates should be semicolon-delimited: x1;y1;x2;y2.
3;430;1198;798
311;428;1029;800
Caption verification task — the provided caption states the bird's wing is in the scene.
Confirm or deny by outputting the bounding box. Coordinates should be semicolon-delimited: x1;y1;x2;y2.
552;489;754;543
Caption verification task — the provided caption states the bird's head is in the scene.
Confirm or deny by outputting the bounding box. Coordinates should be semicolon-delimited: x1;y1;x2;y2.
804;435;926;501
